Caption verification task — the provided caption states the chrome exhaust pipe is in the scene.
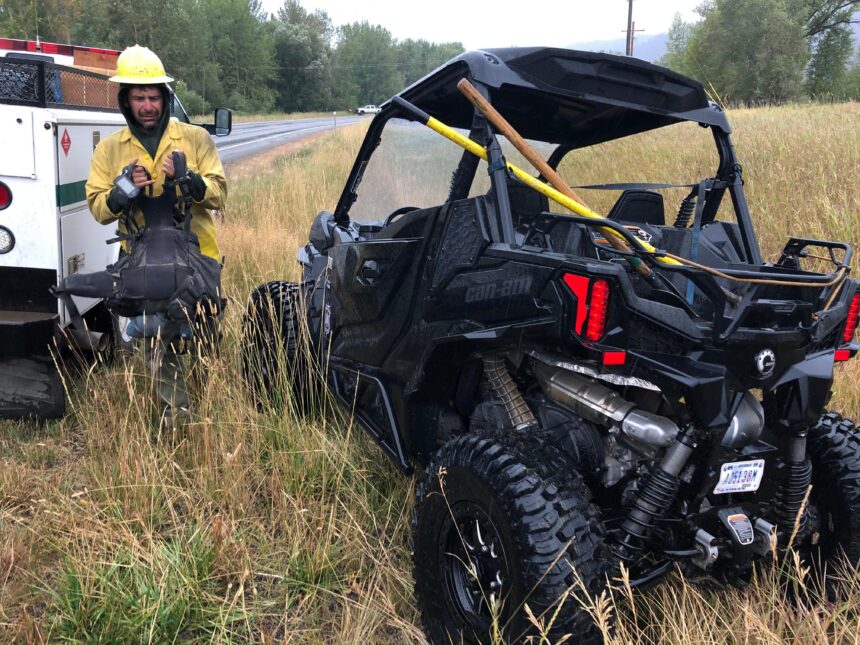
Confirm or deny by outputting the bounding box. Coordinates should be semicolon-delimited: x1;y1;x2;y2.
63;328;109;353
531;361;680;447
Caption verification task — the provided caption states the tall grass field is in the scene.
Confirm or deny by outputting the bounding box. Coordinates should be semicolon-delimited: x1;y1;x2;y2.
2;101;860;643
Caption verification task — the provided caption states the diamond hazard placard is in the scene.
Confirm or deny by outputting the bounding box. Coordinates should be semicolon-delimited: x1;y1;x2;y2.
61;129;71;156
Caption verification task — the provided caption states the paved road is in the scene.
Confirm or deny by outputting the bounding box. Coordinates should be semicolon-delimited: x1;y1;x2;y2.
214;115;366;165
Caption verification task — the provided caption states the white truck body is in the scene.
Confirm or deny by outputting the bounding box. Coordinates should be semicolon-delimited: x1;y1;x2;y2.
0;44;128;418
0;103;125;323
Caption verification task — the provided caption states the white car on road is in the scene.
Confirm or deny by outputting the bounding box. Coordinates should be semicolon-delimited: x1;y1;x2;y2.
356;104;381;115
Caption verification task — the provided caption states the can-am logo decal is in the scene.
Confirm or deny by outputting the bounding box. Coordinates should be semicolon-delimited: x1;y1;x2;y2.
464;276;532;303
754;348;776;376
61;129;71;156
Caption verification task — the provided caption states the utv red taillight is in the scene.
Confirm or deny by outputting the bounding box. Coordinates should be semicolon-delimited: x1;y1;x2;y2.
563;274;612;342
585;279;610;341
843;293;860;343
0;182;11;210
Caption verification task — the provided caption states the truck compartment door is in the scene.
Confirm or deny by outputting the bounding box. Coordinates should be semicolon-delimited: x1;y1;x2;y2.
0;109;35;177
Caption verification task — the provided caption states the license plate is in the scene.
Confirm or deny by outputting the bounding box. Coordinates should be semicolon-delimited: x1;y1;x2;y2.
713;459;765;494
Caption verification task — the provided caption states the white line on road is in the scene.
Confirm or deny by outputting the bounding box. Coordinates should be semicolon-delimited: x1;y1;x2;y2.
217;125;331;151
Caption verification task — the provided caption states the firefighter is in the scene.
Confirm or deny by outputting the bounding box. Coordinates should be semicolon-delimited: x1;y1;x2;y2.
86;45;227;431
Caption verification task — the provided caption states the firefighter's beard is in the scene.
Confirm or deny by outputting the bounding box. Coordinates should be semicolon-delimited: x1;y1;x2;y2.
137;112;160;130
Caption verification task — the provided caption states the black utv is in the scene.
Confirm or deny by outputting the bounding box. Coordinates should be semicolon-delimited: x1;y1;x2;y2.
243;48;860;643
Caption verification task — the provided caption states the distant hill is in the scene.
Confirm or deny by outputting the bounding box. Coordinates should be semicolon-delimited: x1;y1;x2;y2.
570;12;859;64
567;33;668;62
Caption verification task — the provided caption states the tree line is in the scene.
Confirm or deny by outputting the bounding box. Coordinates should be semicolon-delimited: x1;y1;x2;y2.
5;0;859;111
0;0;464;113
659;0;860;103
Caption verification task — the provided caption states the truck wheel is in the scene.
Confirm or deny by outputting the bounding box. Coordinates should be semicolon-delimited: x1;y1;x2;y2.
412;433;608;644
0;355;66;419
241;281;318;413
806;412;860;569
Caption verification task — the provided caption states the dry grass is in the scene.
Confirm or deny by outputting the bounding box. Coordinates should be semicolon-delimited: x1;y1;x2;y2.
2;102;860;643
229;112;353;124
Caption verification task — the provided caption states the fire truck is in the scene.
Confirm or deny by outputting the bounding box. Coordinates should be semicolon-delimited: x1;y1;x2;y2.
0;37;230;419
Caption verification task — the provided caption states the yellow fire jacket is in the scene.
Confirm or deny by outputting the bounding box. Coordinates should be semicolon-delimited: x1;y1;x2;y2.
86;117;226;260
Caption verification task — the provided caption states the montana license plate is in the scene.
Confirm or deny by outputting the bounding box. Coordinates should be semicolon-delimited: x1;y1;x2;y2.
713;459;765;494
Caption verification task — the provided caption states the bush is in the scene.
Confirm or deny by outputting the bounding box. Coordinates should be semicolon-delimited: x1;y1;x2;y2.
174;80;207;117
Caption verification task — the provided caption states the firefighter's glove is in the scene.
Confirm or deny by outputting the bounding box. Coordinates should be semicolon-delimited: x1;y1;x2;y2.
107;186;132;214
188;171;206;201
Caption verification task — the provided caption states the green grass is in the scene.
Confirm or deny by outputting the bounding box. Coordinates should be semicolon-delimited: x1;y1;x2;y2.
48;529;218;642
2;102;860;643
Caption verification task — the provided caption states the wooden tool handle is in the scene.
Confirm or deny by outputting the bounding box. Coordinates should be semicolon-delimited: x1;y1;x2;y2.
457;78;590;207
457;78;653;277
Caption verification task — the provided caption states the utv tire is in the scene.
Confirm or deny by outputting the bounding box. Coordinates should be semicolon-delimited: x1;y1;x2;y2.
412;433;607;644
242;281;319;413
806;412;860;568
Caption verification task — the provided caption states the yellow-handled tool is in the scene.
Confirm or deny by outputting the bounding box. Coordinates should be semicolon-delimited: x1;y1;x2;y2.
390;95;681;268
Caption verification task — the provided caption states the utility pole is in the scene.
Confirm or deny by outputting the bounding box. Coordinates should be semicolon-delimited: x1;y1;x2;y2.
626;0;634;56
623;0;644;56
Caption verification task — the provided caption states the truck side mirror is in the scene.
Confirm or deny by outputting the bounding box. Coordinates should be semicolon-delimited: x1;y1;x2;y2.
214;108;232;136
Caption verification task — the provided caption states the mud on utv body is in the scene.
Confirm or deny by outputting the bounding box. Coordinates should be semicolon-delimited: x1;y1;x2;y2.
243;47;860;643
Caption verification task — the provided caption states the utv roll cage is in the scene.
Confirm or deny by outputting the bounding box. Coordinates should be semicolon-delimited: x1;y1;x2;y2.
333;47;852;339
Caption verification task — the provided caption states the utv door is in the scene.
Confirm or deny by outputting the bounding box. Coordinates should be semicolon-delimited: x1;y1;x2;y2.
327;234;426;366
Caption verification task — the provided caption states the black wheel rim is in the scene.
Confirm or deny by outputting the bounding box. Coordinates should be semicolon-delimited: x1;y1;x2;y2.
442;500;510;628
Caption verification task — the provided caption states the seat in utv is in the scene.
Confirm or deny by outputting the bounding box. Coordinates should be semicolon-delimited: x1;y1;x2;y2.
242;48;860;644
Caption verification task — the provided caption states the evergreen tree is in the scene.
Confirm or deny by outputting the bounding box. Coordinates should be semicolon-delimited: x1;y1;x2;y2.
271;0;333;111
333;21;402;108
202;0;275;112
0;0;81;42
395;39;464;87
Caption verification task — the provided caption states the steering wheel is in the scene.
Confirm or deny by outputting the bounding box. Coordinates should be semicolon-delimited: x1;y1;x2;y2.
384;206;420;226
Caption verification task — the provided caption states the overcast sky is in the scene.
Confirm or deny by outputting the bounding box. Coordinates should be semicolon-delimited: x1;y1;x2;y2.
258;1;703;49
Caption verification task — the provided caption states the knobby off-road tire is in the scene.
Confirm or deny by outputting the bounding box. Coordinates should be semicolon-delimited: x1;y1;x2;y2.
241;281;319;414
806;411;860;570
412;432;608;644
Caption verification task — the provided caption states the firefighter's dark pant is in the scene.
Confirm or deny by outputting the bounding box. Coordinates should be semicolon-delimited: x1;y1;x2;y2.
143;315;219;431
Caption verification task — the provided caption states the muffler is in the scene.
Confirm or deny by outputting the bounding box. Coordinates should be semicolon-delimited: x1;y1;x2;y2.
60;327;109;353
531;361;680;447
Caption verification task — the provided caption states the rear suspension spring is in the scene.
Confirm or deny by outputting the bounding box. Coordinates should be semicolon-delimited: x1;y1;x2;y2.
612;425;697;562
613;468;680;561
482;354;537;431
673;190;697;228
772;458;812;539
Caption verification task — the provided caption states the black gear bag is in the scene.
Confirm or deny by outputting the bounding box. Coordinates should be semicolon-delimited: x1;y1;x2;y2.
55;152;225;330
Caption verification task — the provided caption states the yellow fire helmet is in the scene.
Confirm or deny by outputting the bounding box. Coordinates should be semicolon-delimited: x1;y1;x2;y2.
109;45;174;84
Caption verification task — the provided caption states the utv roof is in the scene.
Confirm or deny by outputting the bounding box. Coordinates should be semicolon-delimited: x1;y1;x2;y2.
393;47;730;147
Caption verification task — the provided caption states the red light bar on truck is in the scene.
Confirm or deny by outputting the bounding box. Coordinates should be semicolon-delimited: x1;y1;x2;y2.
0;38;120;58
